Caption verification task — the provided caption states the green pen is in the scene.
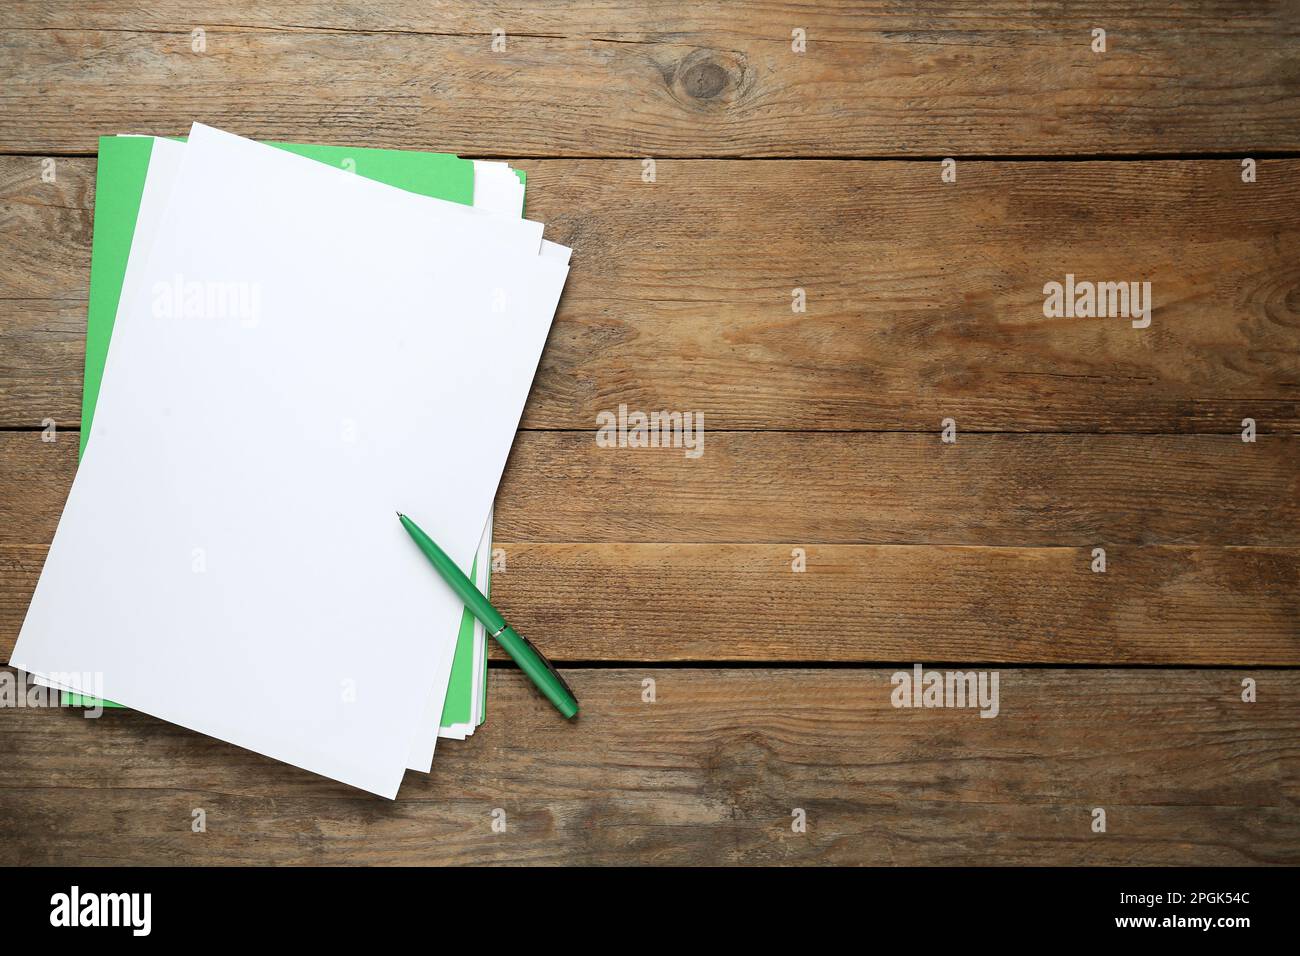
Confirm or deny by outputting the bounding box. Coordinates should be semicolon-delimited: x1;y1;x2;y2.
398;512;579;719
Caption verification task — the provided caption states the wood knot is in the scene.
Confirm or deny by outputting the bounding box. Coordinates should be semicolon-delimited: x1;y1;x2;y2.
683;61;727;100
670;49;746;106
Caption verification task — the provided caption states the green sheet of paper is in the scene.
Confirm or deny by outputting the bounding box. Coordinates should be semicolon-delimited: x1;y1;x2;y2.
67;135;496;734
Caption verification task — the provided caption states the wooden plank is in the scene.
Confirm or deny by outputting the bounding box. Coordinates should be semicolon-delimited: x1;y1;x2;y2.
3;3;1299;155
491;432;1299;546
0;667;1294;865
0;301;85;428
4;542;1297;665
1;431;1295;548
2;156;1298;432
488;543;1300;664
13;0;1299;41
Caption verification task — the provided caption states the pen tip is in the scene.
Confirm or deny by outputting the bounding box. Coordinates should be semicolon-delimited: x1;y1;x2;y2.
396;511;404;519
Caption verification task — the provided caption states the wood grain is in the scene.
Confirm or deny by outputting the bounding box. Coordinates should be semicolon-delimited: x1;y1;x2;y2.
0;666;1294;865
2;1;1299;868
2;156;1298;432
4;541;1297;665
2;431;1294;549
3;2;1299;156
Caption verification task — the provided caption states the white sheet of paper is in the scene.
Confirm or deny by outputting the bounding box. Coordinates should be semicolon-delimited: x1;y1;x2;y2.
32;141;564;765
12;124;569;798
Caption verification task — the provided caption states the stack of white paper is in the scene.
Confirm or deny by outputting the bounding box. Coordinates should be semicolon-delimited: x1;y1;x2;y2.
12;124;571;798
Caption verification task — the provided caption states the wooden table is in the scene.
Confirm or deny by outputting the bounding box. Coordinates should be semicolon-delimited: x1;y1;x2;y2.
1;2;1297;866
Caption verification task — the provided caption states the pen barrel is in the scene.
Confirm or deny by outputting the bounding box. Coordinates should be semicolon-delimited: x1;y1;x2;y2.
400;512;578;718
494;625;580;719
399;513;501;617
